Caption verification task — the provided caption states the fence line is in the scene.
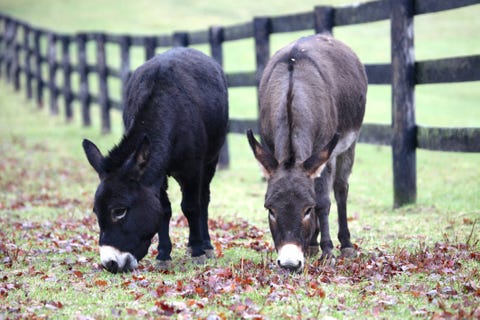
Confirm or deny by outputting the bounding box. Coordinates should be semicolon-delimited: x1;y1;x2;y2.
0;0;479;207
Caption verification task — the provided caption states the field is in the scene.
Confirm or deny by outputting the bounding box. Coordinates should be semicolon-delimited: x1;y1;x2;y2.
1;0;479;319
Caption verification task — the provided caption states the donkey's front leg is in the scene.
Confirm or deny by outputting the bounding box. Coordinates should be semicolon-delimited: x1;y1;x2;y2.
307;222;320;257
314;164;335;264
180;176;206;264
156;188;173;269
334;146;357;258
316;196;334;263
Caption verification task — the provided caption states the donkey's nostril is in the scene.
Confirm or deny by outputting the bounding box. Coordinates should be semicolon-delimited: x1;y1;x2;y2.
124;255;136;272
104;260;119;274
279;260;302;272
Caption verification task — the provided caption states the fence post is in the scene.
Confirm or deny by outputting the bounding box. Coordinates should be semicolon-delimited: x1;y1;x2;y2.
253;17;271;87
253;17;271;137
96;33;110;134
172;32;189;47
61;35;73;121
5;18;19;88
0;17;5;79
120;35;131;113
390;0;416;208
47;32;58;115
209;26;224;64
77;33;90;126
23;24;33;100
144;36;156;61
4;17;14;83
33;29;43;108
12;21;20;91
314;6;334;34
209;25;230;169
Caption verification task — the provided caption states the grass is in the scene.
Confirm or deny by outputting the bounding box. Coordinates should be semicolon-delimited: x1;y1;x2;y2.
1;0;480;319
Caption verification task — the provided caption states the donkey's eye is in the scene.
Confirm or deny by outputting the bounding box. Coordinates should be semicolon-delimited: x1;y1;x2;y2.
268;209;276;220
304;207;313;219
111;207;127;222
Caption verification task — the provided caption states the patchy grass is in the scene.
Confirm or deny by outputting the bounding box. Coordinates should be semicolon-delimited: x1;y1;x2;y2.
1;80;479;319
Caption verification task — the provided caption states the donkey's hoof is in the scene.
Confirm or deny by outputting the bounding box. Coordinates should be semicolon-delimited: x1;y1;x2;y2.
340;247;357;258
156;259;172;271
204;249;215;259
307;245;320;257
192;254;207;265
319;253;336;267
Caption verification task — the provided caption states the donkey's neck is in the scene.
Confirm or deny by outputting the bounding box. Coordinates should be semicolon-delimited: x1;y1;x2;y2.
103;130;143;173
104;124;169;185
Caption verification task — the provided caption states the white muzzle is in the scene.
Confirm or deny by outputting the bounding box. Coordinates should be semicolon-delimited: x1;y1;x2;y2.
99;245;138;273
277;243;305;271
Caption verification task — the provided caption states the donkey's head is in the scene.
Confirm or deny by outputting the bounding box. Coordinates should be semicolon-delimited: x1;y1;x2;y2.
247;130;338;272
82;136;162;273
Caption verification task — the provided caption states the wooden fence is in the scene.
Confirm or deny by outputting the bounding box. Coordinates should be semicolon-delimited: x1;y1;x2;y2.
0;0;479;207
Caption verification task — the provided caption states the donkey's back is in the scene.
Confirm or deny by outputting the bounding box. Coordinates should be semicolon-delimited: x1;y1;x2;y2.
259;35;366;163
123;48;228;160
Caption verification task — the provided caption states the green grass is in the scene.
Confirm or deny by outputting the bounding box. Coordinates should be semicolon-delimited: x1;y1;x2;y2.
1;1;480;319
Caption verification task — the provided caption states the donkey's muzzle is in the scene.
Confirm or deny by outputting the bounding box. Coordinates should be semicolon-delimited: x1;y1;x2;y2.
277;243;305;272
100;245;138;273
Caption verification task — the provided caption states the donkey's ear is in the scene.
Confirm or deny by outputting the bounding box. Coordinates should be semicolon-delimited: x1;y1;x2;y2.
82;139;105;177
246;129;278;179
129;135;151;181
303;133;340;179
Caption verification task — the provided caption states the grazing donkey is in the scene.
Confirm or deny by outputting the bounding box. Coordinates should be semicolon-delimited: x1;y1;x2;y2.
247;34;367;272
83;47;228;273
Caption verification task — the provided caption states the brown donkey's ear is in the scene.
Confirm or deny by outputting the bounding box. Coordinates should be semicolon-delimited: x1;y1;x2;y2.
303;133;340;179
246;129;278;179
82;139;105;178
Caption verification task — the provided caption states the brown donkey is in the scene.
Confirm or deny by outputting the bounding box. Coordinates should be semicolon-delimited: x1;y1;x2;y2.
247;34;367;272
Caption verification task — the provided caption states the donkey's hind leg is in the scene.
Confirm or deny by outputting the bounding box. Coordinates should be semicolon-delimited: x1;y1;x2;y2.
198;158;219;259
334;143;357;258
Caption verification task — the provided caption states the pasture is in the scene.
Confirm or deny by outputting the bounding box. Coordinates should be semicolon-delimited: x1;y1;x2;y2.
1;0;479;318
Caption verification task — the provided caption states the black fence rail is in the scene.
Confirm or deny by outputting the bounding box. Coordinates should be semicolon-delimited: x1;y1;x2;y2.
0;0;479;207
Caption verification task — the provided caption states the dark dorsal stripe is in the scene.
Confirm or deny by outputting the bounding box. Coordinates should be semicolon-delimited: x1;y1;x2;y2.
284;58;295;169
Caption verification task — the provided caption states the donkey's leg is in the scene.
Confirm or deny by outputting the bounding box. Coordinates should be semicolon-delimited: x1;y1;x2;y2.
199;158;218;259
334;144;356;258
306;222;320;257
315;161;335;262
178;171;206;263
156;186;173;269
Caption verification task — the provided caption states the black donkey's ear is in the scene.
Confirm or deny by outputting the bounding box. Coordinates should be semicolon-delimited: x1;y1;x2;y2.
82;139;105;178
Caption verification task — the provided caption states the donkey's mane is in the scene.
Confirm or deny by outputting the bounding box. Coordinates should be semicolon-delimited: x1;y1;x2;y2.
102;133;139;173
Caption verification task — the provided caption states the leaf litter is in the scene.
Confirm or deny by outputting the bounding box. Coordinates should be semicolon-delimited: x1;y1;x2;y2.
0;135;479;319
2;208;478;318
